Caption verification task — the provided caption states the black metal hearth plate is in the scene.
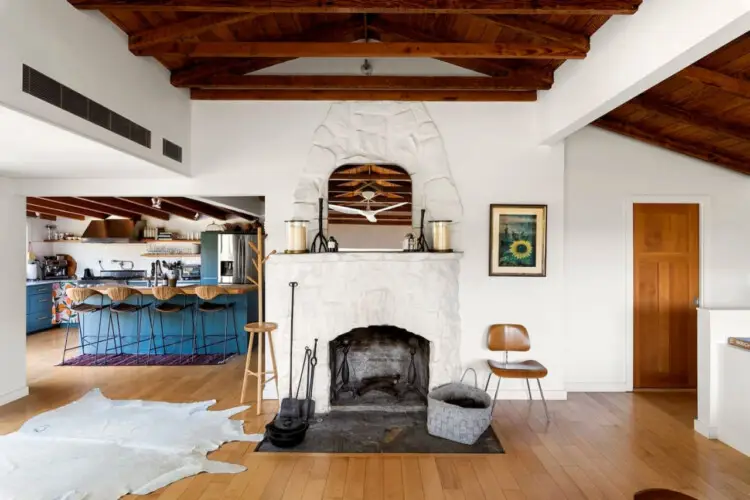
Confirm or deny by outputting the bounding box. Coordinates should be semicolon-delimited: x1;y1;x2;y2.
255;410;503;454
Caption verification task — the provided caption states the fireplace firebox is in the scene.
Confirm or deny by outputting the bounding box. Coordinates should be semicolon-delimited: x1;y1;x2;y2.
329;326;430;410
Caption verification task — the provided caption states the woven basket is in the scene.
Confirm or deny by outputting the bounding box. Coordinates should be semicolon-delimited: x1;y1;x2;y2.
426;369;492;445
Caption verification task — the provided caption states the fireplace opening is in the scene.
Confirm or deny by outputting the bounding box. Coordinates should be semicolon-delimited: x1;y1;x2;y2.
329;326;430;410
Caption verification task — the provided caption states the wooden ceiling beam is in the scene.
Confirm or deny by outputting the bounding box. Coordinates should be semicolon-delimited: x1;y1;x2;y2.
594;117;750;176
68;0;642;15
26;204;86;221
368;18;553;81
631;96;750;143
329;172;412;181
160;197;229;220
27;211;57;221
140;41;586;59
117;197;199;220
680;65;750;100
191;89;537;101
479;15;590;52
78;197;170;220
40;197;141;220
169;17;362;86
129;13;259;51
27;197;110;219
184;74;551;91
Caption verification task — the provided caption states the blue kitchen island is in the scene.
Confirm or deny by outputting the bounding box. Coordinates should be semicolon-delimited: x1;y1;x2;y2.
75;285;258;356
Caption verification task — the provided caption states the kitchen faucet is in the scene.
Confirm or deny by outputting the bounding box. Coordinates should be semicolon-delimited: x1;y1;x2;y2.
149;261;164;287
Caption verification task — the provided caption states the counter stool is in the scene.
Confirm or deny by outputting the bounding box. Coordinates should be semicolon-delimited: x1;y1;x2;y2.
61;288;111;365
105;287;155;365
241;322;279;415
194;286;240;363
151;287;195;358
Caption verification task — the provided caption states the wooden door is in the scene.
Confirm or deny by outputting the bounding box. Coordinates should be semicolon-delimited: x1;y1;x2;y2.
634;203;699;389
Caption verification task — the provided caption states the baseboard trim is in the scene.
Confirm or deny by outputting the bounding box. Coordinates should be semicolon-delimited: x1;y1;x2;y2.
566;382;628;392
0;386;29;406
694;419;718;439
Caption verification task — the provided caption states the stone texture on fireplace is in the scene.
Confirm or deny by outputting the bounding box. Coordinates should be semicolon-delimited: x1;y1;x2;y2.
265;252;462;413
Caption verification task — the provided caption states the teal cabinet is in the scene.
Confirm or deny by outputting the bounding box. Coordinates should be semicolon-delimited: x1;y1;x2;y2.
26;284;53;334
200;232;219;285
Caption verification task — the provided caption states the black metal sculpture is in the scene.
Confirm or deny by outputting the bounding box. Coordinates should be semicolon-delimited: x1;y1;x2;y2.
309;197;328;253
415;209;430;252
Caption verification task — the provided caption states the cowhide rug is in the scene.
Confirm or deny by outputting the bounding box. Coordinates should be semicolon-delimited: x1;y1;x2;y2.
0;389;262;499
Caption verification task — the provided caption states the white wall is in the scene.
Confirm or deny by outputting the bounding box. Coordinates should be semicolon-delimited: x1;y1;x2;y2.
0;179;28;405
329;224;408;250
0;0;190;174
564;126;750;391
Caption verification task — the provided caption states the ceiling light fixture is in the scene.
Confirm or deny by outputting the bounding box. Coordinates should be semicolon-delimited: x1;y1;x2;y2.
361;59;373;76
193;212;200;221
151;197;161;209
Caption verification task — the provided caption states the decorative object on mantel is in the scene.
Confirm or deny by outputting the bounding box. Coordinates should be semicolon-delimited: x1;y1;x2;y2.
415;209;430;252
285;220;309;254
402;233;416;252
309;198;328;253
430;220;453;253
489;204;547;277
729;337;750;351
327;236;339;252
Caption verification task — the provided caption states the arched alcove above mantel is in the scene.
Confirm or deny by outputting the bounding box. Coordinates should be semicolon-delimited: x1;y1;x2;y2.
292;102;464;249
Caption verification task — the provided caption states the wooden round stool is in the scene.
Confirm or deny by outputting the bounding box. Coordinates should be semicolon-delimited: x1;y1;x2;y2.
241;322;279;415
634;489;697;499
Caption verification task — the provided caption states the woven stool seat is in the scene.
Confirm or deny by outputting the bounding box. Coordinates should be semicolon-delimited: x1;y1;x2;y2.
244;322;278;333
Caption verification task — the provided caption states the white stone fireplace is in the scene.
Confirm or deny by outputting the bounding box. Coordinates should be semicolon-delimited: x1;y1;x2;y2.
265;252;462;413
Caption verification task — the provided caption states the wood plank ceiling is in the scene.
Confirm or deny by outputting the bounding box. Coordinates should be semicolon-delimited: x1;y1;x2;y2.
67;0;643;101
26;197;251;222
597;33;750;176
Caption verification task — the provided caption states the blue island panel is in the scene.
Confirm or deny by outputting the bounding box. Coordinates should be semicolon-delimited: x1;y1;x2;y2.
78;291;257;356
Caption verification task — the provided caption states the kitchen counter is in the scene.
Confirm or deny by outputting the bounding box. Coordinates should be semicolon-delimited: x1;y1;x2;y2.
88;284;257;295
26;279;74;286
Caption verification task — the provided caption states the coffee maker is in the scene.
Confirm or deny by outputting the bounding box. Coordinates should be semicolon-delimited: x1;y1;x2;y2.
42;256;70;280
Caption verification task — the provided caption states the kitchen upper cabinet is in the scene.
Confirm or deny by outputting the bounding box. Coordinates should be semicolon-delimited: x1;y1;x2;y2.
200;232;219;285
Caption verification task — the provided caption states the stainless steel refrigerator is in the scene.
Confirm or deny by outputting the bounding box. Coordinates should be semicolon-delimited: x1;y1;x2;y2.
218;233;259;284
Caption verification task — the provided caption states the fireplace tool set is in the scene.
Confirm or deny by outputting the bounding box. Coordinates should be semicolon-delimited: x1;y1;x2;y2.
265;282;319;448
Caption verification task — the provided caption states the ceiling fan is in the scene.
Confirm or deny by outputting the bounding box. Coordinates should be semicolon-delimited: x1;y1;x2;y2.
329;184;408;223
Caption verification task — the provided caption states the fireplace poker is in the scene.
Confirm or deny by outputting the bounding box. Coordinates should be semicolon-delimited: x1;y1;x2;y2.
295;347;312;400
304;338;319;420
278;281;301;420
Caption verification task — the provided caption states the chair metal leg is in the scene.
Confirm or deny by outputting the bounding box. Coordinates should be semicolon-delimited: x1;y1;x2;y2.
158;310;166;355
223;308;229;362
179;308;186;358
536;379;550;421
200;312;208;354
526;379;533;401
232;307;240;354
492;376;501;414
145;307;155;362
484;371;492;392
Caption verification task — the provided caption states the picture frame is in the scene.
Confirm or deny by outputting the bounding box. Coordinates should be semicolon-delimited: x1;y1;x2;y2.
489;204;547;277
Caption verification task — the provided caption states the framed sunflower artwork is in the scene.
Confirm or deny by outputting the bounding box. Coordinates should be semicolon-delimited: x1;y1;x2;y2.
489;204;547;277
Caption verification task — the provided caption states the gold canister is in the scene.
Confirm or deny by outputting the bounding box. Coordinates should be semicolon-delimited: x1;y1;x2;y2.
285;220;309;253
430;220;453;252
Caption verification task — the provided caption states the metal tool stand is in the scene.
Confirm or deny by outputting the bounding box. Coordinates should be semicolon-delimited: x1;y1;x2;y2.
309;197;328;253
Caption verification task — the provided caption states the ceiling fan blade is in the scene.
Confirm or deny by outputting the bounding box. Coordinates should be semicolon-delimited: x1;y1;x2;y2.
329;204;367;217
365;213;378;223
372;202;409;215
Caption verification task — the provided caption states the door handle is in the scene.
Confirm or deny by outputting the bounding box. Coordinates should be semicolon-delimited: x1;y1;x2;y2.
693;297;701;307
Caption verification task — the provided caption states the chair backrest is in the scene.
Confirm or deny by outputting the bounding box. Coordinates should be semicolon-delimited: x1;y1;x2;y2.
66;287;103;303
194;285;226;301
105;286;142;302
151;286;184;301
487;324;531;352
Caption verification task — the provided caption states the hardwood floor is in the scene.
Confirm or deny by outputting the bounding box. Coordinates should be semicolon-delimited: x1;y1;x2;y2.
2;328;750;499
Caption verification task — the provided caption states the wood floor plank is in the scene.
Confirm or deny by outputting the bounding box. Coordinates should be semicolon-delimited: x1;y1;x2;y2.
6;329;750;500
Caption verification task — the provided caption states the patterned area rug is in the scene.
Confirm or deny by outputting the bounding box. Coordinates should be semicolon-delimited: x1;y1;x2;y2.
0;389;262;499
59;354;235;366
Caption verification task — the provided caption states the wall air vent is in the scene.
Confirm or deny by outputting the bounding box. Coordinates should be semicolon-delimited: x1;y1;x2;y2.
162;139;183;163
22;65;151;149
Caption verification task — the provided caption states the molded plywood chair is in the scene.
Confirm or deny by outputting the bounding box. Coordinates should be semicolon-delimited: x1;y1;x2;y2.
151;287;195;357
61;287;110;364
484;324;549;420
194;285;240;362
105;287;155;365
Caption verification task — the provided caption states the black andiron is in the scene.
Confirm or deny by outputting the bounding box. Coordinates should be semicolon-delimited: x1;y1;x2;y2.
309;197;328;253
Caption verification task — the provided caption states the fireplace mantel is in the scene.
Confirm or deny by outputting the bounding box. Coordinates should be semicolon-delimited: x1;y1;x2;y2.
265;250;463;412
271;252;463;263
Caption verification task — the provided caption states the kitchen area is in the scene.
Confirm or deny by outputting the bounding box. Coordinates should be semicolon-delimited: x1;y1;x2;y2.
25;196;263;365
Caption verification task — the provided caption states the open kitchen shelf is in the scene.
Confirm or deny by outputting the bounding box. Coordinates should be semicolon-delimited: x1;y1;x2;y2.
141;253;201;258
40;240;201;244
